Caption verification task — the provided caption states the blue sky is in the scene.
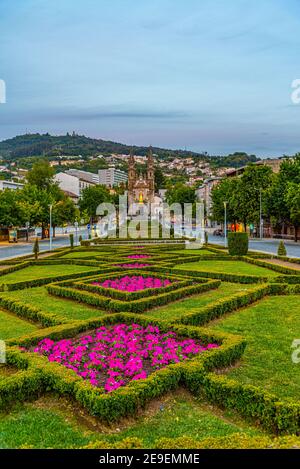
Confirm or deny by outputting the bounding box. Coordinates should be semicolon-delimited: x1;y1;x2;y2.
1;0;300;156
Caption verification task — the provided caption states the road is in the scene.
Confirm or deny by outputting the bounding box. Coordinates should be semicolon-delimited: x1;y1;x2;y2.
0;228;90;260
0;231;299;260
208;235;300;258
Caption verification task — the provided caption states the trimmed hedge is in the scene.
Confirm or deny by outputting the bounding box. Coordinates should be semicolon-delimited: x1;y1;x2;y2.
3;313;245;423
244;256;300;276
0;296;67;327
0;268;105;291
47;278;221;314
175;285;270;326
228;232;249;256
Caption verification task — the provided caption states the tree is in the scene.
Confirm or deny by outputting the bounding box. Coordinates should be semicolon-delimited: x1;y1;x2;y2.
0;189;27;227
26;159;55;189
33;238;39;260
165;183;196;206
211;178;239;226
154;168;166;192
265;156;300;240
285;182;300;242
52;197;78;236
235;165;272;231
79;185;112;219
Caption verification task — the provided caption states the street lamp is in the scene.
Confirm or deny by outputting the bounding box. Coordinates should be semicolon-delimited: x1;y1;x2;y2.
224;201;228;248
49;204;53;251
259;188;263;240
74;220;79;246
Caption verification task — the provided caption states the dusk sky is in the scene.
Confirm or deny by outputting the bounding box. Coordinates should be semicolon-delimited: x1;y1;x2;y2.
1;0;300;156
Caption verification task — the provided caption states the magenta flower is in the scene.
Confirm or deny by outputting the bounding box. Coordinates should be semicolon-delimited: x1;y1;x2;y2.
92;275;174;292
32;324;219;393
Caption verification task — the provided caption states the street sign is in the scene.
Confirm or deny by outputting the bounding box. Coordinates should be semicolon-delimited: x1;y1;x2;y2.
87;224;90;230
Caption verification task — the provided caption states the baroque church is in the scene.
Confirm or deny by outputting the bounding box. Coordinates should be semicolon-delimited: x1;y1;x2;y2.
128;147;155;206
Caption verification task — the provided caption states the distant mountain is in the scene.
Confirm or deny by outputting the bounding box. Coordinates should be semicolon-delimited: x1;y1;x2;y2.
0;133;260;168
0;133;209;161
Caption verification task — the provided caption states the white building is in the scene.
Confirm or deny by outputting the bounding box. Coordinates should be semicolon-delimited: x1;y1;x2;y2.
65;169;99;185
0;180;24;191
196;177;222;227
98;166;128;187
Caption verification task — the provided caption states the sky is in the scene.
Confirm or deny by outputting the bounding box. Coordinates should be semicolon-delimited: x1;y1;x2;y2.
1;0;300;156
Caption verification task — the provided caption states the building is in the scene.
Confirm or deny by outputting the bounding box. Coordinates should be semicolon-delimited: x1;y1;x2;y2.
0;180;24;191
65;169;99;185
128;147;155;206
98;165;127;187
226;158;284;178
54;172;81;197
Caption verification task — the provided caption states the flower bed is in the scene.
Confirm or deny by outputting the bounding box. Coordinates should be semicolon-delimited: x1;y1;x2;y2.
33;323;218;392
114;263;151;269
92;275;173;292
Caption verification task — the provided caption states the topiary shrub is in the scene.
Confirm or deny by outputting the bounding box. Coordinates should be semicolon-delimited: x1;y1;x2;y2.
69;233;74;249
277;240;287;257
33;238;39;260
228;232;248;256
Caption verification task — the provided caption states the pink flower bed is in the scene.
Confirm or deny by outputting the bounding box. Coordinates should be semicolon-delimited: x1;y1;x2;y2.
92;275;172;292
127;254;151;259
114;263;151;268
33;324;218;392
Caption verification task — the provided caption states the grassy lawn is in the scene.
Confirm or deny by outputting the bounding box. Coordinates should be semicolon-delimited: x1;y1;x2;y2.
0;391;262;449
144;283;253;320
1;287;106;321
0;264;100;284
0;308;38;340
211;296;300;400
174;260;279;277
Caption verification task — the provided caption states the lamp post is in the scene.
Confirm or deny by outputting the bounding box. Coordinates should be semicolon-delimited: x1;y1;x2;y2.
224;201;228;248
259;188;263;240
74;220;79;246
49;204;53;251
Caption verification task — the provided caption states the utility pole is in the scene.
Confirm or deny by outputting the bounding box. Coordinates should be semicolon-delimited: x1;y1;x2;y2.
49;204;53;251
259;188;263;240
224;201;228;248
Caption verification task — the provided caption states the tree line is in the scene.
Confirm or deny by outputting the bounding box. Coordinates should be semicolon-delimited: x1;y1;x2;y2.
210;156;300;241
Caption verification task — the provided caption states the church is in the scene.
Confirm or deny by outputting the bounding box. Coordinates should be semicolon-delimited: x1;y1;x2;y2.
128;147;155;206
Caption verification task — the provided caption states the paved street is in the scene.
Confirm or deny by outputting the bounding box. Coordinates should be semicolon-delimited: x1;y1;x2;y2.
0;230;299;260
208;235;300;258
0;228;89;260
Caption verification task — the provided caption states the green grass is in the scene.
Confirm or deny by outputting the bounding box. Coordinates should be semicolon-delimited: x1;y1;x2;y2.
0;308;38;340
174;260;279;277
0;264;100;284
212;296;300;400
0;392;261;449
1;286;105;321
144;283;253;320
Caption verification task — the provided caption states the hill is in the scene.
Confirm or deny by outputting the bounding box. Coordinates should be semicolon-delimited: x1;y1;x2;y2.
0;133;209;160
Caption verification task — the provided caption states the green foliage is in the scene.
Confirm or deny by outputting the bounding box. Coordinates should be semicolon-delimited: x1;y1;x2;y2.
165;183;196;206
228;232;249;256
33;238;39;260
79;185;112;218
26;159;55;189
69;233;74;249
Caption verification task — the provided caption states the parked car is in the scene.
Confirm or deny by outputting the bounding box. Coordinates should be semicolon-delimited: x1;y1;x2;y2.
213;229;223;236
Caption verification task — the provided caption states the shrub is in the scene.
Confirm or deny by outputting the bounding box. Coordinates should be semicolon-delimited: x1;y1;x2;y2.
33;238;39;260
277;240;287;257
228;232;248;256
79;235;82;243
69;233;74;249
